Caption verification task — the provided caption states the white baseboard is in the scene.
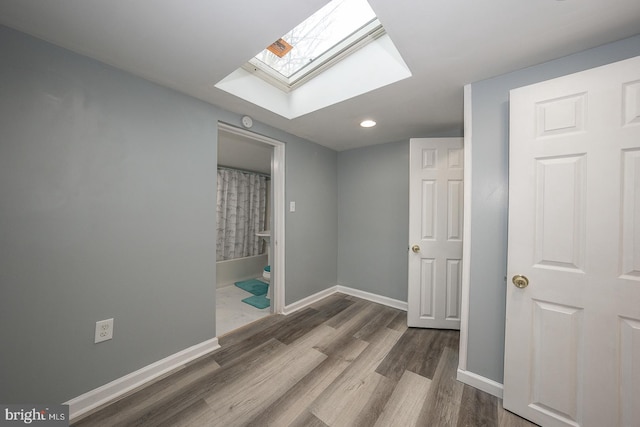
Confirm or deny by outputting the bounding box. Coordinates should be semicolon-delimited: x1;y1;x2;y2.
68;288;406;420
66;337;220;421
282;286;338;315
336;285;408;311
456;368;504;398
282;285;408;315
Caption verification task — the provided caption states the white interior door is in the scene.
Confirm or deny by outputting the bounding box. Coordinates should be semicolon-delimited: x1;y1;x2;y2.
408;138;463;329
504;56;640;427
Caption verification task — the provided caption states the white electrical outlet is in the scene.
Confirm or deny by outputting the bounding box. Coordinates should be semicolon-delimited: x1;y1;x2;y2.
94;318;114;343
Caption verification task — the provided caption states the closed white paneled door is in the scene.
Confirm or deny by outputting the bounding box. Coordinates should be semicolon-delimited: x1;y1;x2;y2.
504;56;640;426
408;138;463;329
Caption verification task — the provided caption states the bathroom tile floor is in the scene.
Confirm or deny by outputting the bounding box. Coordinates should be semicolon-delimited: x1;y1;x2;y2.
216;282;271;336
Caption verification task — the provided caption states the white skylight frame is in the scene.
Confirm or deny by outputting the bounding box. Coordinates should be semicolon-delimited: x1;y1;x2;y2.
216;32;412;120
215;0;412;120
242;0;385;92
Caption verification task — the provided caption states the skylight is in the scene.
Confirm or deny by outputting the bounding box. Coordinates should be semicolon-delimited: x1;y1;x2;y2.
244;0;383;91
216;0;412;119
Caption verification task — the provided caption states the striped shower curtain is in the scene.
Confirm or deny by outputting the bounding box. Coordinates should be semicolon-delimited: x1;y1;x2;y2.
216;168;268;261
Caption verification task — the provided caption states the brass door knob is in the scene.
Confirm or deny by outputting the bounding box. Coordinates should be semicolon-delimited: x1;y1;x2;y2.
411;245;420;253
512;275;529;289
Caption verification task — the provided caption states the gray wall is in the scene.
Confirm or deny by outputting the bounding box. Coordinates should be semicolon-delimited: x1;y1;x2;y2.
467;33;640;383
284;139;338;305
0;25;338;403
334;33;640;387
337;141;410;301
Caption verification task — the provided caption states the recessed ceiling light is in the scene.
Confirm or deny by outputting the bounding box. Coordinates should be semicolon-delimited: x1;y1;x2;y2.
360;119;377;128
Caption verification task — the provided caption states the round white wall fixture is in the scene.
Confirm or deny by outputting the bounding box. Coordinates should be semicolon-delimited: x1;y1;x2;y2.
241;115;253;128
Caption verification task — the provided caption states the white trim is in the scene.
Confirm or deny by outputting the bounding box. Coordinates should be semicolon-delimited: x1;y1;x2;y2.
217;122;286;314
282;285;408;315
457;368;504;399
244;21;385;92
282;286;338;315
215;34;412;120
459;84;473;372
218;122;284;147
65;338;220;421
272;142;286;314
337;285;408;311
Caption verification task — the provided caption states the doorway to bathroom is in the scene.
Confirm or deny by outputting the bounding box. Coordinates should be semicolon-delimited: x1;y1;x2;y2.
215;122;285;336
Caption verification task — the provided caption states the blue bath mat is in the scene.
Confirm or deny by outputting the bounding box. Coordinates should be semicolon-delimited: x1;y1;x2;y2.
242;294;270;309
235;279;268;296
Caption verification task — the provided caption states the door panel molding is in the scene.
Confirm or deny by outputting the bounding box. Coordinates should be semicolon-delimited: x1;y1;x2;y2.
408;137;463;329
504;55;640;426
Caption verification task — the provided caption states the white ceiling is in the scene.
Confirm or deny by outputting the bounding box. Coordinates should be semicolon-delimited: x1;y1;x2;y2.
1;0;639;151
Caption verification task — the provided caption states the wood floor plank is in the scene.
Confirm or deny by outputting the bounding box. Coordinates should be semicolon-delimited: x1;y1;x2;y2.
319;371;391;427
212;308;311;364
203;323;346;425
125;338;285;426
310;327;402;426
72;357;221;426
213;308;320;365
216;299;352;366
71;293;538;427
457;384;499;427
217;311;286;346
412;328;449;379
375;327;436;382
313;306;378;359
417;346;465;427
274;297;354;345
244;355;354;426
244;317;371;426
330;301;379;334
348;371;397;427
322;298;372;329
308;292;353;312
314;330;369;363
205;347;327;426
386;310;408;332
155;399;212;427
288;411;329;427
353;305;402;342
374;370;432;427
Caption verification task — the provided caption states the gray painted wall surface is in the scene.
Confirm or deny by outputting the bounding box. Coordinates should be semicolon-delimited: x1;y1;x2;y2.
0;26;338;403
0;26;218;403
467;33;640;383
337;141;410;302
284;138;338;305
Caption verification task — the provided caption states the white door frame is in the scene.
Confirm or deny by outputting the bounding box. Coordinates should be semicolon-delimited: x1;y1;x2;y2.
217;122;286;314
457;83;474;381
455;84;505;398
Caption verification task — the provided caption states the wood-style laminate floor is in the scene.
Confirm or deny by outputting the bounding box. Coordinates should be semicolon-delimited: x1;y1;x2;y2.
72;293;537;427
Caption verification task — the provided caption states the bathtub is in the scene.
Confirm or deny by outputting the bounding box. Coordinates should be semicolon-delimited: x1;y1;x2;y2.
216;254;268;288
